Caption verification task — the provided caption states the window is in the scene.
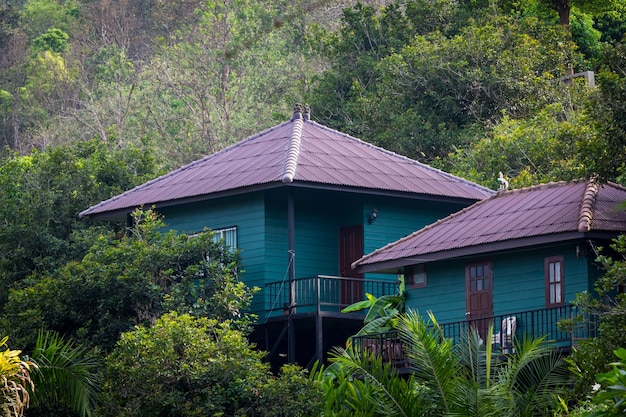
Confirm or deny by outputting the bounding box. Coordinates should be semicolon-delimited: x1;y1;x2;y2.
408;264;427;288
190;226;238;253
545;256;564;306
213;226;237;252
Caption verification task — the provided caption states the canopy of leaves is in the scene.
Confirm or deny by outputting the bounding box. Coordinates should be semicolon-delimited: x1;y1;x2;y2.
101;312;323;417
0;209;251;352
0;140;157;294
308;2;579;163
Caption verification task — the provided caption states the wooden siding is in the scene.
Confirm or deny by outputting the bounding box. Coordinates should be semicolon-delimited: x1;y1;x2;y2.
156;187;475;320
363;198;467;282
157;193;268;315
405;241;595;323
406;259;468;323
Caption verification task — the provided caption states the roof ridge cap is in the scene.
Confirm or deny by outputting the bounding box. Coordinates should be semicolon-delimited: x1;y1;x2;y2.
493;179;576;197
306;120;494;197
282;105;304;183
579;177;600;232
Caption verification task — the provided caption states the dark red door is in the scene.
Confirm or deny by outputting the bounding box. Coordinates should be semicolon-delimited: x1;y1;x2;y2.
465;262;493;341
339;225;363;306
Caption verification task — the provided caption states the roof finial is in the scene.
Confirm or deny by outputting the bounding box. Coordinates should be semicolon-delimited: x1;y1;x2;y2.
497;172;509;192
303;104;310;121
292;103;303;121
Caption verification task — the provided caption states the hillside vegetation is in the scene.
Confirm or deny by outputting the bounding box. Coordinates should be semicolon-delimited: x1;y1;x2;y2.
1;1;626;415
1;0;624;183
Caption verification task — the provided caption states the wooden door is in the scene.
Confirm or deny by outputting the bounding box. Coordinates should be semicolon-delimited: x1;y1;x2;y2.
465;262;493;341
339;225;363;306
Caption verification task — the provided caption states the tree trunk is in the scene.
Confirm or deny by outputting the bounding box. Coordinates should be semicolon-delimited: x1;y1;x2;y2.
554;0;571;32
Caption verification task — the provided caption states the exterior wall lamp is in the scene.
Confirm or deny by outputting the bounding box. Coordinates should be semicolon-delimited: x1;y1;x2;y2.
368;209;378;225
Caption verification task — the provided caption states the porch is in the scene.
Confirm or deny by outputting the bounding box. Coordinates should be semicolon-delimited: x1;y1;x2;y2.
350;305;600;370
264;274;399;318
254;275;399;370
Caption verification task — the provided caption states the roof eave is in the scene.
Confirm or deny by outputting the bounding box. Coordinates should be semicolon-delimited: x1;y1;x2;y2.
355;231;598;274
81;179;488;221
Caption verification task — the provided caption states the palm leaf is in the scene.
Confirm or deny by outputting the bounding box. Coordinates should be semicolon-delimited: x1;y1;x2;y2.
29;330;101;417
398;310;461;415
495;334;571;417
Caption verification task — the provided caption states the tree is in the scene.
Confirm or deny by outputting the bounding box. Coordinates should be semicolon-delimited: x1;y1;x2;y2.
100;312;323;417
533;0;619;32
580;43;626;184
0;141;157;295
0;209;251;352
318;311;572;417
444;100;594;188
139;0;311;167
309;1;580;162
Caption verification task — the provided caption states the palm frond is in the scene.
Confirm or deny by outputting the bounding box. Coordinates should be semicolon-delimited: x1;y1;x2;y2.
496;334;572;416
29;330;101;417
329;346;412;417
397;310;461;414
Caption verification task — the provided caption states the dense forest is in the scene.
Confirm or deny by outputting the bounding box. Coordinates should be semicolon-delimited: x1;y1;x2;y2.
1;0;626;416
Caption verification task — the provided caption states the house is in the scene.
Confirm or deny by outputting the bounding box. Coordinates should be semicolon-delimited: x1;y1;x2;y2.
352;178;626;352
79;104;493;368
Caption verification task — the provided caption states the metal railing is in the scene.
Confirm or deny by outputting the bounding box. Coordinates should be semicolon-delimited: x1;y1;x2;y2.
440;305;599;349
265;275;398;314
351;305;600;367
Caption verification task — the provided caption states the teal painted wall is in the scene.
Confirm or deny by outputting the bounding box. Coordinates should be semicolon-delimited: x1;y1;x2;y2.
158;193;267;315
362;197;467;282
157;187;474;319
405;242;596;324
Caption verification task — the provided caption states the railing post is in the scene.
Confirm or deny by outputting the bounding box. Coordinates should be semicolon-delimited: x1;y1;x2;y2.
316;275;323;363
287;191;296;363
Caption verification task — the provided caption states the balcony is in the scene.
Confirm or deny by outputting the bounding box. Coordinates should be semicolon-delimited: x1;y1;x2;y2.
265;275;399;318
351;305;600;369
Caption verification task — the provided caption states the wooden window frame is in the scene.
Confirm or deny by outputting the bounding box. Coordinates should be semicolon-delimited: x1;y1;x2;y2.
545;256;564;307
407;264;427;288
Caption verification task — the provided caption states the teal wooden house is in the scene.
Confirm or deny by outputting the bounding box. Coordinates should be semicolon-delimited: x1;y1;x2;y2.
352;178;626;354
80;105;492;367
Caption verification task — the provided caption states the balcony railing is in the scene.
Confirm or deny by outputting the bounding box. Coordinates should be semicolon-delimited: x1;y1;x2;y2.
265;275;398;315
440;305;599;349
351;305;600;367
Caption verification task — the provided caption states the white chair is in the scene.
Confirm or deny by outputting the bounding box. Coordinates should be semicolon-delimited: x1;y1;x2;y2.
492;316;517;353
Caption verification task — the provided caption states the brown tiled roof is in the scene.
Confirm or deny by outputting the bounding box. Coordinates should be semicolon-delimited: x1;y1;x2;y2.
353;179;626;272
80;106;493;218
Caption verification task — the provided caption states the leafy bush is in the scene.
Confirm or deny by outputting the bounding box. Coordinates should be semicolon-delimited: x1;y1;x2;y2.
100;312;323;417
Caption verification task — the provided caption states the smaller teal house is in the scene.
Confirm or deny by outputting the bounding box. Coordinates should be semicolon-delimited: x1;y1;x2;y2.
353;178;626;352
80;105;492;368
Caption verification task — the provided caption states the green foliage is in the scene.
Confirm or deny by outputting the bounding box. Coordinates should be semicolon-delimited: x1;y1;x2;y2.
28;330;101;417
317;311;572;417
310;2;578;162
0;209;249;352
588;348;626;416
101;312;322;417
19;0;77;38
581;47;626;183
445;102;593;188
31;27;68;53
0;141;157;294
341;291;406;336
